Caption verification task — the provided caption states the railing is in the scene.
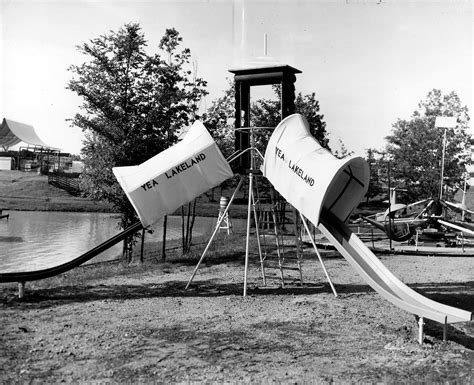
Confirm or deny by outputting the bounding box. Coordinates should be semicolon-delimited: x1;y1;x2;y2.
47;172;81;195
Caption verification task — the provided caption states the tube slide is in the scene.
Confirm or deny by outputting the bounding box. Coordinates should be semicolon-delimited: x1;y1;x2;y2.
319;214;472;324
263;114;472;325
0;221;143;283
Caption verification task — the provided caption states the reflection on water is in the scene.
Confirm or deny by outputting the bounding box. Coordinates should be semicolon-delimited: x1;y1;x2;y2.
0;211;228;273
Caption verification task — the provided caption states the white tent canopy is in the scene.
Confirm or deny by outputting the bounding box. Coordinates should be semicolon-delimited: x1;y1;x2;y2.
263;114;369;225
0;118;56;149
113;121;233;228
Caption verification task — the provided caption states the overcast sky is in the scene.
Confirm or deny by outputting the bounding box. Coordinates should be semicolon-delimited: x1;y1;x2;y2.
1;0;472;156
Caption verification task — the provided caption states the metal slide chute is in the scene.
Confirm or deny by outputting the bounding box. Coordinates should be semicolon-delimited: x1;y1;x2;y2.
0;221;143;283
319;213;471;324
263;113;472;326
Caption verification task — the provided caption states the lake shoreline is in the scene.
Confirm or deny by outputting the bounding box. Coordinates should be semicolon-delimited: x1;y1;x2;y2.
0;171;251;218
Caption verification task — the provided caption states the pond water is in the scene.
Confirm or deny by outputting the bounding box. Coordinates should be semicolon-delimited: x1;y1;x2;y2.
0;211;241;273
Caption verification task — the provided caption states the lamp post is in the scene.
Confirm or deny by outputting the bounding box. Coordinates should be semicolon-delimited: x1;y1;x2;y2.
439;127;447;200
435;116;457;200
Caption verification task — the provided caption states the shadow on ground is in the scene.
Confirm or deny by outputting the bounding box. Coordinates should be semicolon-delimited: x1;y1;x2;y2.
1;279;472;349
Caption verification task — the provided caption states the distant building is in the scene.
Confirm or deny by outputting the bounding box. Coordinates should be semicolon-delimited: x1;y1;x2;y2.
0;156;12;171
0;118;78;173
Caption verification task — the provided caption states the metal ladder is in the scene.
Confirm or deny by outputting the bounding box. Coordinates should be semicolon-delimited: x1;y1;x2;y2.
255;189;304;287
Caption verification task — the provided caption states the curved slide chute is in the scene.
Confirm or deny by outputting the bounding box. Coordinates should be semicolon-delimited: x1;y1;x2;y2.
319;214;471;323
263;114;472;324
0;221;143;283
1;120;233;284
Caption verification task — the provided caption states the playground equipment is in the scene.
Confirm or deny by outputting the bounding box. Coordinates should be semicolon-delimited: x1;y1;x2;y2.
186;124;337;296
216;196;232;234
113;120;233;228
0;209;8;220
0;221;143;295
1;112;470;343
362;196;474;248
262;113;472;342
0;121;232;297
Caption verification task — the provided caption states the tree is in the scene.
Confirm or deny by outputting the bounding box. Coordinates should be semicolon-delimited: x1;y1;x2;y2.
67;23;207;261
251;86;330;155
333;139;354;160
385;89;470;201
204;84;330;161
365;148;387;203
203;79;236;159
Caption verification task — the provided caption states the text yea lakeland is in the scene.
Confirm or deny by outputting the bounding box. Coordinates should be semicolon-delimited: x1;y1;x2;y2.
275;147;314;186
140;153;206;192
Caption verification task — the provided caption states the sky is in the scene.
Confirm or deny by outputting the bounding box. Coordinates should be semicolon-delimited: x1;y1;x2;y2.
0;0;472;156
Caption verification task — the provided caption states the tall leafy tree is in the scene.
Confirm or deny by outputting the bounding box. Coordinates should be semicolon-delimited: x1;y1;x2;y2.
203;79;236;159
67;23;207;260
385;89;470;201
204;83;330;160
365;148;387;203
251;86;330;154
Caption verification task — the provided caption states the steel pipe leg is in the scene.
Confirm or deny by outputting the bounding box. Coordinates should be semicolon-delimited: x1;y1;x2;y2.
418;317;424;344
186;177;244;289
443;318;448;342
18;282;25;299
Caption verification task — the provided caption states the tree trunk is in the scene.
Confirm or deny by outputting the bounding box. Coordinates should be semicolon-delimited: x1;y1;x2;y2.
181;200;197;254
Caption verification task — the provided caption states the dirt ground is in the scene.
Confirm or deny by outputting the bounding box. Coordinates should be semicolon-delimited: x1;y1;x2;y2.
1;246;473;383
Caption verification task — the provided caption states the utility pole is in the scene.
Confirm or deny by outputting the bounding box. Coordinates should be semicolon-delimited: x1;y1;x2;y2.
435;116;457;200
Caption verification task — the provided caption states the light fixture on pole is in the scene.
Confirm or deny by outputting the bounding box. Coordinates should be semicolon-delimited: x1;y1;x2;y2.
435;116;457;200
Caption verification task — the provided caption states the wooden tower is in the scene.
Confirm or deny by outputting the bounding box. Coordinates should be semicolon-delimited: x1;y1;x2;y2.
228;64;302;172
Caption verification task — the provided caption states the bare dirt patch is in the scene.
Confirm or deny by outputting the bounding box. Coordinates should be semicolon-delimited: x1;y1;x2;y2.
1;248;473;383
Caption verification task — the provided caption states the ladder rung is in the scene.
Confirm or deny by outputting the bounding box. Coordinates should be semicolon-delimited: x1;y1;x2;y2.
263;264;301;271
280;266;301;271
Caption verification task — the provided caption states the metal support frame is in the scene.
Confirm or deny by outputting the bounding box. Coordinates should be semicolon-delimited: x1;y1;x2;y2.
217;210;232;235
186;127;267;296
300;214;338;297
418;316;424;344
186;126;338;296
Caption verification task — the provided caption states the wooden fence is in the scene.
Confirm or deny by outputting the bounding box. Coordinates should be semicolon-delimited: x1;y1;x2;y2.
47;172;81;195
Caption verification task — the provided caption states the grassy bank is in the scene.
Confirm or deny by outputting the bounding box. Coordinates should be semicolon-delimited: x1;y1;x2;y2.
0;170;252;217
0;171;114;212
